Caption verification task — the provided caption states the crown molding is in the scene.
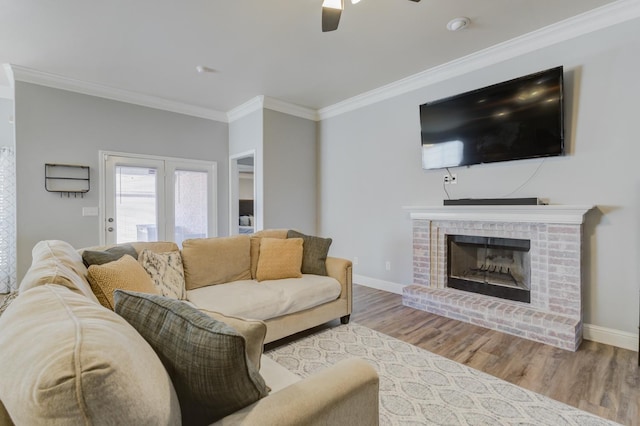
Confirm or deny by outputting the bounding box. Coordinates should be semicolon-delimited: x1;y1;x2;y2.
262;97;319;121
318;0;640;120
227;95;318;122
8;64;228;122
5;0;639;123
227;96;264;122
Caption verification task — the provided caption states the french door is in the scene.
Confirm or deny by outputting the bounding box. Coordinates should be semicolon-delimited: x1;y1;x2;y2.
101;152;217;246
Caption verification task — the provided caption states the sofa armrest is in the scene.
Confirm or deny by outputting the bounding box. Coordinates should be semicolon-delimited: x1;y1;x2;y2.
326;257;352;312
214;358;379;426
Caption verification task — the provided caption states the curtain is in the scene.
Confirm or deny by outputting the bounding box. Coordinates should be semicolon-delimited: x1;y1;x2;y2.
0;146;17;293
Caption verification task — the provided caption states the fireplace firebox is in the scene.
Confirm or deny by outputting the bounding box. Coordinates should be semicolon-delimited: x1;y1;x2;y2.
447;235;531;303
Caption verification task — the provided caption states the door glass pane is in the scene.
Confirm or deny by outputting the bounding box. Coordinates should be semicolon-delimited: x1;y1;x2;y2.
174;170;208;246
115;166;158;243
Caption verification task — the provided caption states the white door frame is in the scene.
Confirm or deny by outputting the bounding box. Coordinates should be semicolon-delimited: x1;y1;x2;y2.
99;150;217;245
229;150;259;235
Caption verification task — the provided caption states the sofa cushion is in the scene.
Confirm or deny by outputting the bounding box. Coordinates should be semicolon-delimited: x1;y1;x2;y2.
82;243;138;267
138;249;186;300
287;230;333;276
0;285;180;425
249;229;288;279
256;237;303;282
20;240;99;304
187;275;342;321
131;241;180;254
113;290;269;425
182;235;252;290
87;254;160;309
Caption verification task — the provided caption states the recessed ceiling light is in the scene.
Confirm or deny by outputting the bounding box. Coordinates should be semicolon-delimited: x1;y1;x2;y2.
195;65;216;74
446;17;470;32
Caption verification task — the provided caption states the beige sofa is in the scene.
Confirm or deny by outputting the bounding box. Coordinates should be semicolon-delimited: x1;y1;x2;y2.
179;229;354;343
0;233;379;425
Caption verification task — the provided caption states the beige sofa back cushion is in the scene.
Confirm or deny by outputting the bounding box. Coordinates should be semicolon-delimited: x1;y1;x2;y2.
20;240;99;304
0;285;180;425
182;235;252;290
131;241;180;254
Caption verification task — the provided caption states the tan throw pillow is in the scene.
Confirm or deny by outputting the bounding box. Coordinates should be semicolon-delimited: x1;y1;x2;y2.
87;255;160;310
138;249;186;300
256;238;303;282
249;230;288;279
181;236;251;290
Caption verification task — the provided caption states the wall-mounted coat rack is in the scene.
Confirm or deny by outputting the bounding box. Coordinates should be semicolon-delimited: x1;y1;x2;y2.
44;163;90;198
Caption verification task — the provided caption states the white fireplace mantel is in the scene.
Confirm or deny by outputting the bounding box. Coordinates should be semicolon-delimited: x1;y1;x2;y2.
403;205;594;225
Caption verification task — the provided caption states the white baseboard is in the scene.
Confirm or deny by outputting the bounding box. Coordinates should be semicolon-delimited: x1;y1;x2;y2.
583;323;638;352
353;277;639;352
353;274;406;295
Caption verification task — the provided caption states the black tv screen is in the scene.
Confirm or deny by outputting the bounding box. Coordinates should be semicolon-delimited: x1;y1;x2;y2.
420;66;564;170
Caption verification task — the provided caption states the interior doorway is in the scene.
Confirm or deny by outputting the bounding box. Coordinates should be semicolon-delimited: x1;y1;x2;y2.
229;151;257;235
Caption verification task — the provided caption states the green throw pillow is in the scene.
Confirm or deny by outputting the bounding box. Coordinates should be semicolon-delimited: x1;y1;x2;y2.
287;230;332;276
82;244;138;267
113;290;268;425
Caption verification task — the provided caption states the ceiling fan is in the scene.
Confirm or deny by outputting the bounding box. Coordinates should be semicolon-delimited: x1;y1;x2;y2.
322;0;421;32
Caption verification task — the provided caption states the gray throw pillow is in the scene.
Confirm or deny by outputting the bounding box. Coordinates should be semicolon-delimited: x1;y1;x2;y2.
82;244;138;267
113;290;268;425
287;230;332;276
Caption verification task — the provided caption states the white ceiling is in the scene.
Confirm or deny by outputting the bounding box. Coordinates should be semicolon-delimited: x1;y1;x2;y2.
0;0;623;116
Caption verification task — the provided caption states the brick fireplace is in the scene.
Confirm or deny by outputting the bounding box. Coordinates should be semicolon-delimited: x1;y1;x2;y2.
402;205;593;351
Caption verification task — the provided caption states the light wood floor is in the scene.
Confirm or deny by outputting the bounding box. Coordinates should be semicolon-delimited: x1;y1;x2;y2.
350;284;639;426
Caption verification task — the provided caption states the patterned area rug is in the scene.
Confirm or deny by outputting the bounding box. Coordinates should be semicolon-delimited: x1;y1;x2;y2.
265;324;619;426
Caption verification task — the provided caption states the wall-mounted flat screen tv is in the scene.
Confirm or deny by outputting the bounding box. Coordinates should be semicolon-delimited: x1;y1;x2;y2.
420;66;564;170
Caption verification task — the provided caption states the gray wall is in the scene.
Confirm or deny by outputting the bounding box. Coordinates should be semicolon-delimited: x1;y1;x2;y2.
229;109;262;157
15;82;229;279
229;108;317;235
0;98;12;148
318;18;640;334
263;109;317;234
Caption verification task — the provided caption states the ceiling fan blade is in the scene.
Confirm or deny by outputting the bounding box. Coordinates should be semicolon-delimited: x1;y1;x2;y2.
322;6;342;32
408;0;421;2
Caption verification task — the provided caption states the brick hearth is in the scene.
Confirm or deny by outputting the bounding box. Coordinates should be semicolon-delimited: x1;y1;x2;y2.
402;206;592;351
